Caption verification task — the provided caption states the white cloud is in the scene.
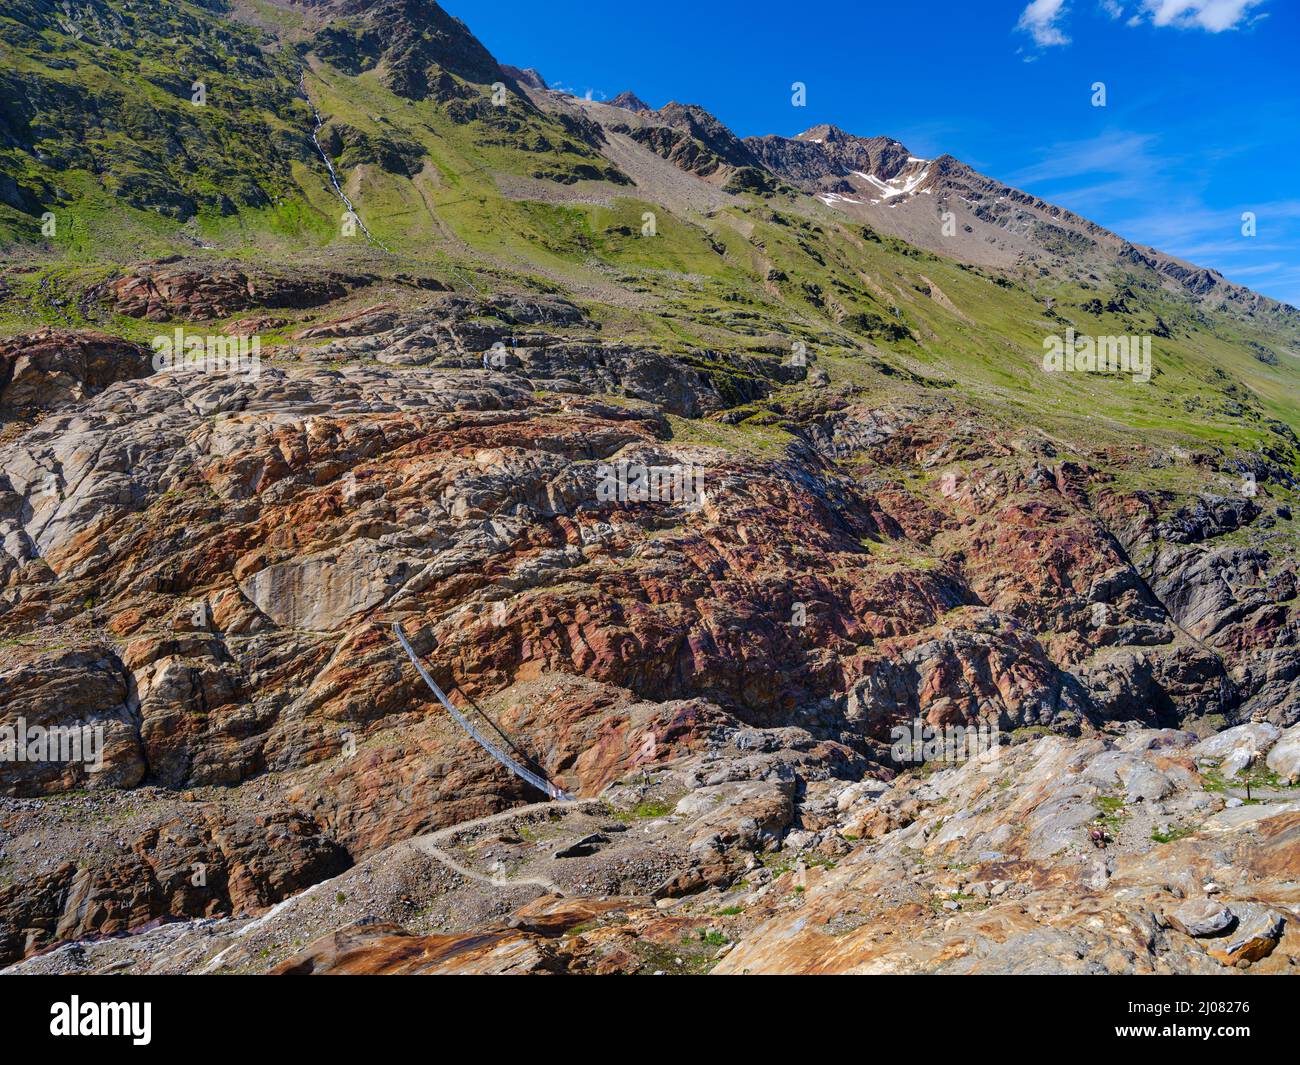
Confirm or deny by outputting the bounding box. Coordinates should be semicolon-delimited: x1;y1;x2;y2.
1008;131;1159;186
1139;0;1266;31
1020;0;1266;47
1016;0;1072;47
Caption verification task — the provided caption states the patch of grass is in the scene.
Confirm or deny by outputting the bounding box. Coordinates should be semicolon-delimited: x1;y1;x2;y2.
1199;765;1230;793
1093;793;1129;834
1011;726;1054;744
607;799;674;823
928;893;974;915
1151;826;1196;844
760;853;795;878
633;938;719;975
664;412;795;459
1199;761;1295;798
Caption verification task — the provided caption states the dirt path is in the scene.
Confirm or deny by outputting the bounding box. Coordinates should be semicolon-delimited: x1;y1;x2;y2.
407;796;606;896
413;840;564;895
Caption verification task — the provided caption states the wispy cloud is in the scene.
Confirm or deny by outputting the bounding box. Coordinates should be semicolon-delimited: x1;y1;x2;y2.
1007;131;1159;186
1115;200;1300;253
1003;131;1300;303
1081;197;1300;304
1017;0;1267;49
1016;0;1072;47
1138;0;1267;31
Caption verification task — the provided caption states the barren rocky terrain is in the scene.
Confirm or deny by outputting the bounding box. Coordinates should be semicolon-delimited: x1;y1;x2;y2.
1;0;1298;977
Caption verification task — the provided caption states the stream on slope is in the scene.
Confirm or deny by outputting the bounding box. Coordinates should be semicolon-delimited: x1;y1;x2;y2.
300;71;389;253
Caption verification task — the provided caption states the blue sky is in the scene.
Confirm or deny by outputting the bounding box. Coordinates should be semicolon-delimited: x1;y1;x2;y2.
445;0;1300;307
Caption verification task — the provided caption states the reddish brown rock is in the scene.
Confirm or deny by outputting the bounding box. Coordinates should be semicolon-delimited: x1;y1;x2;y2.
1;325;1295;973
222;315;288;336
100;264;370;321
270;921;569;975
0;649;145;796
292;304;401;339
0;804;348;963
0;329;151;415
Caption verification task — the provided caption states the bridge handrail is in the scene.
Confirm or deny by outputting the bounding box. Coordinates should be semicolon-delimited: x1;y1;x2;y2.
392;623;572;801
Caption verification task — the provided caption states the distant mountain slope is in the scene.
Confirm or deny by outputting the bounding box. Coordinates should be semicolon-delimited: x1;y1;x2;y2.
608;91;652;113
0;0;310;224
748;124;917;187
0;0;625;257
0;0;1296;448
746;125;1295;323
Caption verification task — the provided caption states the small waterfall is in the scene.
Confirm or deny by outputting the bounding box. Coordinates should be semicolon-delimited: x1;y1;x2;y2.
300;72;390;253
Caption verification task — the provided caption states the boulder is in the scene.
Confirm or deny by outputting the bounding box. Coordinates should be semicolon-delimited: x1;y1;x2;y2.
0;329;151;415
1203;904;1286;967
1265;724;1300;784
1191;722;1281;777
1165;899;1234;937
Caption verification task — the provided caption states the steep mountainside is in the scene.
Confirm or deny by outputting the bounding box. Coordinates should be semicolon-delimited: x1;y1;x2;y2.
747;124;1295;322
0;0;1298;975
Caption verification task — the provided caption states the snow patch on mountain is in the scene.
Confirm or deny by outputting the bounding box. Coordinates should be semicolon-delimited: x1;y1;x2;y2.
851;161;932;204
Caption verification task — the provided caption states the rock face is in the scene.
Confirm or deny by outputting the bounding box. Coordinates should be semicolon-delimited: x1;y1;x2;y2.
747;126;916;187
0;330;152;416
1191;723;1280;777
1202;903;1287;967
1267;724;1300;783
0;282;1298;968
0;651;145;796
1166;899;1234;937
608;91;651;113
736;121;1295;312
309;0;508;102
100;264;370;321
0;0;1297;982
604;102;778;190
500;66;548;92
0;797;349;963
709;730;1300;975
270;921;574;976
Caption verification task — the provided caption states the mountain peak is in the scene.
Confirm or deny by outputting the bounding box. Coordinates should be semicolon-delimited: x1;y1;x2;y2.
308;0;504;100
796;124;849;144
746;126;916;189
609;91;652;113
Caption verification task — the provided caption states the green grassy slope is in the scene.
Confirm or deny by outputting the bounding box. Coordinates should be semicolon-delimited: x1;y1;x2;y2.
1;0;1298;493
